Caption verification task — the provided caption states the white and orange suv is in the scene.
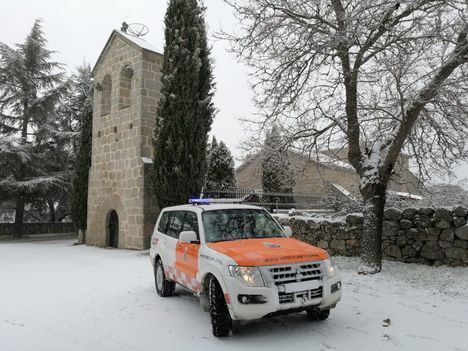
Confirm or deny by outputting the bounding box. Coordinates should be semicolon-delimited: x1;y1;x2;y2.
149;203;342;337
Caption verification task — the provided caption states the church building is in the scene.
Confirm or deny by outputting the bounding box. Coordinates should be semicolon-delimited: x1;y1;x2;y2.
86;30;163;249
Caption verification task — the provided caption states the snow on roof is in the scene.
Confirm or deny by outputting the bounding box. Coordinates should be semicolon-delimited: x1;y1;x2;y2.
388;191;423;201
331;183;353;197
117;30;163;54
92;30;163;75
314;153;354;170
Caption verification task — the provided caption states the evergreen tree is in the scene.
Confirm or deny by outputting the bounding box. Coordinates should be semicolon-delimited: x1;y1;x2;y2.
0;19;67;225
205;137;235;189
153;0;215;208
261;126;295;203
69;64;93;241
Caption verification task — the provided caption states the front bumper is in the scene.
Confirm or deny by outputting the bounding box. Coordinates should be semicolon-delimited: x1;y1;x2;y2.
224;273;342;320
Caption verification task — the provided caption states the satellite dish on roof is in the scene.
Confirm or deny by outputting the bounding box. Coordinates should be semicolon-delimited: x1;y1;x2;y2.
121;22;149;38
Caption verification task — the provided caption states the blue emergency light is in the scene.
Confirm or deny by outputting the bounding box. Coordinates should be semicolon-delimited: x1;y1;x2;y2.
188;198;212;204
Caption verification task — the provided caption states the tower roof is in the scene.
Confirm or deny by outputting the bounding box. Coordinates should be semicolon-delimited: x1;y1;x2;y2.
92;30;163;76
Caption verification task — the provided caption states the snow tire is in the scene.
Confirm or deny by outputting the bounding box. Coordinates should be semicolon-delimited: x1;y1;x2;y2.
208;277;232;337
154;259;175;297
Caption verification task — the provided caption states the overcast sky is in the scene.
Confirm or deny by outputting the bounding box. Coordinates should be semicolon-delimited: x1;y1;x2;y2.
1;0;467;185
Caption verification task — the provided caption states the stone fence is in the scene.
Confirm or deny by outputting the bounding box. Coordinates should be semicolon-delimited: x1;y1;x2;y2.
0;222;75;237
274;206;468;267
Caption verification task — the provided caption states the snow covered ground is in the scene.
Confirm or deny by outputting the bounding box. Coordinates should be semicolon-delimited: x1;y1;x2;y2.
0;239;467;351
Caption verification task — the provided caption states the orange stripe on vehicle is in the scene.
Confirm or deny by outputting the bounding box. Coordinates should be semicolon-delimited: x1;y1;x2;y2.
224;293;231;305
208;238;328;266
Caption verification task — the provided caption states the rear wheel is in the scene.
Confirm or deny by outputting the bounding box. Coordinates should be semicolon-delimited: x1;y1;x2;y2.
306;307;330;321
208;277;232;337
154;259;175;297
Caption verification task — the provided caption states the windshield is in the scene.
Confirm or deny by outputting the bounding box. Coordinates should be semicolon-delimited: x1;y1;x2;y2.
202;209;285;243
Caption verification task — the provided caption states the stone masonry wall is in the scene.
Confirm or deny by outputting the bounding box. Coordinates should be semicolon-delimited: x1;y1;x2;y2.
86;33;163;250
274;206;468;267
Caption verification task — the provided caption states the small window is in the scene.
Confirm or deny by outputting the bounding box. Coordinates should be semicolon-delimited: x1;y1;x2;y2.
119;65;133;109
167;211;185;239
157;212;170;234
101;74;112;116
182;211;199;236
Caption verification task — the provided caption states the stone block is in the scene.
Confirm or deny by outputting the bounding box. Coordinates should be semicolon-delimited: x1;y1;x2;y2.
384;208;401;221
383;221;399;237
330;239;346;251
453;216;467;228
455;225;468;240
413;214;432;228
419;207;435;216
401;208;417;219
435;221;451;230
399;219;413;230
420;242;445;261
454;239;468;249
445;247;466;260
346;213;363;226
384;244;402;258
346;239;360;248
402;245;417;258
433;208;453;222
407;228;426;241
454;206;468;218
440;229;454;242
317;240;329;249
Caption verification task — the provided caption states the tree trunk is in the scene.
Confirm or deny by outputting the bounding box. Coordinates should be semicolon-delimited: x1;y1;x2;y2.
47;200;56;222
77;229;85;244
358;183;387;274
14;196;25;238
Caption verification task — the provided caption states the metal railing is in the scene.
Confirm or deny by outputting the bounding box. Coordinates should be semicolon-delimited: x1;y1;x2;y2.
200;188;326;211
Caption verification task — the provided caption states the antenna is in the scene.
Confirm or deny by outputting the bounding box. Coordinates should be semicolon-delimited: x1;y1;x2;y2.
121;22;149;38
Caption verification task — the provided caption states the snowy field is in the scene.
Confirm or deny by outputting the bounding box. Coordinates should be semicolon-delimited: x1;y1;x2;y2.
0;239;467;351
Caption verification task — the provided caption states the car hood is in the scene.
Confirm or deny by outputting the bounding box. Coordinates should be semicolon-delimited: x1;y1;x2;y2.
207;237;328;266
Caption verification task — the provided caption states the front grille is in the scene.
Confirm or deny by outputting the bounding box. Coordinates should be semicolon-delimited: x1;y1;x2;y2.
269;263;322;285
261;261;324;305
278;287;322;304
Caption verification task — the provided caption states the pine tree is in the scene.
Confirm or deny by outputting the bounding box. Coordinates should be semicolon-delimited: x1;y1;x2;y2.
153;0;215;208
205;137;235;189
69;64;93;241
261;126;295;201
0;19;67;225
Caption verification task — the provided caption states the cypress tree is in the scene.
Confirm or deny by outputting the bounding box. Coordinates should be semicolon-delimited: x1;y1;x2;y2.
153;0;215;208
205;137;236;189
70;64;93;241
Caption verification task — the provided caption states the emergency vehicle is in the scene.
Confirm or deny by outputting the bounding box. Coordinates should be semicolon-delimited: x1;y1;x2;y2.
149;203;342;337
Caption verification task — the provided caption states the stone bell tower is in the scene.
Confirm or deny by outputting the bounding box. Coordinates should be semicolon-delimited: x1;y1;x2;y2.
86;29;163;249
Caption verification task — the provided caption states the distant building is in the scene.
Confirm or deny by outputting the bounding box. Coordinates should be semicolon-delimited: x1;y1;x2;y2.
86;30;163;250
235;150;422;197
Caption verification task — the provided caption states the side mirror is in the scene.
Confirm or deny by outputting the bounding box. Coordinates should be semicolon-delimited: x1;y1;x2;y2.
283;226;293;238
179;231;198;244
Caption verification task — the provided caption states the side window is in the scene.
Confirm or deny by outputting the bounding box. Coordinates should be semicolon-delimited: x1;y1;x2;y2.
167;211;185;239
157;212;170;234
182;211;199;237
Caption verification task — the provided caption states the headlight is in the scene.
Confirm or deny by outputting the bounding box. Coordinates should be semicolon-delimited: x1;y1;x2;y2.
228;266;265;287
324;258;337;277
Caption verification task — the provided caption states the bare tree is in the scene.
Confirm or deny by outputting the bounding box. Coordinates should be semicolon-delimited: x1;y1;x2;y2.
222;0;468;273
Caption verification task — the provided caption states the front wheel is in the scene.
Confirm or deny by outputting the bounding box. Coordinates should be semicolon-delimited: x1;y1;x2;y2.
306;307;330;321
154;259;175;297
208;277;232;337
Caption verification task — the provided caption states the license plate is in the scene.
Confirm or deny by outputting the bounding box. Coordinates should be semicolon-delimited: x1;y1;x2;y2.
282;280;321;293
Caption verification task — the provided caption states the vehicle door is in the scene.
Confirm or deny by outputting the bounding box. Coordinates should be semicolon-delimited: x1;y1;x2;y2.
160;211;185;277
175;210;201;290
